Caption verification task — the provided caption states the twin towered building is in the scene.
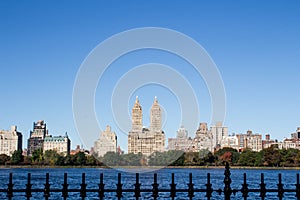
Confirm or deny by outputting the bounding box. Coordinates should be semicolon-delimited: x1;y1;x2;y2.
128;96;165;156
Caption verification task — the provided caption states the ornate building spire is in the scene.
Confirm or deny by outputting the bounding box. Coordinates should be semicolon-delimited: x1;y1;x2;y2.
131;96;143;131
150;96;161;132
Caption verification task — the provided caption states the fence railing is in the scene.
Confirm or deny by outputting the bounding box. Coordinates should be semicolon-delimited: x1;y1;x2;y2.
1;163;300;200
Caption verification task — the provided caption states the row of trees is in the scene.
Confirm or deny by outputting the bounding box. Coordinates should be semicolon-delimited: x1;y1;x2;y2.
1;145;300;167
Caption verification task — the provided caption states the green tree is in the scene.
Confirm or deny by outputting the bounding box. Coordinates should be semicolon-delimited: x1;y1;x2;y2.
103;152;120;166
184;152;201;166
11;150;23;164
280;148;300;167
215;147;240;165
74;152;86;165
31;149;43;164
0;154;10;165
261;145;282;167
44;150;60;165
238;150;258;166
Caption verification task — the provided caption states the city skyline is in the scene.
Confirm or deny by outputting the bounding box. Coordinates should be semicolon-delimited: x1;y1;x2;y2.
1;1;300;150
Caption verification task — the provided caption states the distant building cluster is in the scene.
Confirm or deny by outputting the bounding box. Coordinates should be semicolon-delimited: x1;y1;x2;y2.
27;120;70;156
1;97;300;158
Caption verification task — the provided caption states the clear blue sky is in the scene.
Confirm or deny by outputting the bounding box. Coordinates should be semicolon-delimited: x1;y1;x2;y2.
1;1;300;151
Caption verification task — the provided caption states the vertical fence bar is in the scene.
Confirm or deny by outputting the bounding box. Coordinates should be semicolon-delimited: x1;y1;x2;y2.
26;173;32;200
241;173;248;200
260;173;266;200
224;162;232;200
277;173;284;200
116;173;123;200
62;173;69;200
98;173;105;200
43;173;50;199
187;173;194;199
205;173;213;200
7;173;14;200
80;173;87;200
170;173;176;200
134;173;141;200
152;173;159;200
296;174;300;200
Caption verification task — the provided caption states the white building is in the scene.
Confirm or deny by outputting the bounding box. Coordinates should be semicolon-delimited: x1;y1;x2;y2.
94;125;117;157
0;126;22;156
168;126;194;152
43;133;70;156
194;123;213;152
210;122;228;149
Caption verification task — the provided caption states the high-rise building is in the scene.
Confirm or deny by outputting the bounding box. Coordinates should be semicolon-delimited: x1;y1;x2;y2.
194;122;213;152
94;125;117;157
128;97;165;157
150;96;161;132
168;126;193;152
0;126;22;156
27;120;47;155
210;122;228;149
43;133;71;156
131;96;143;132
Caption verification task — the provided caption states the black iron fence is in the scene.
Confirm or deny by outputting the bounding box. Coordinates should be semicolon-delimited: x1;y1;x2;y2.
1;163;300;200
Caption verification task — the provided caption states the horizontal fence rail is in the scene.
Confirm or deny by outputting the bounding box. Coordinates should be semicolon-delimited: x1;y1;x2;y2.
0;163;300;200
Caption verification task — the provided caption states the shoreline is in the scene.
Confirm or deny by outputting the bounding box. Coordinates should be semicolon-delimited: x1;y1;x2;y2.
1;165;300;170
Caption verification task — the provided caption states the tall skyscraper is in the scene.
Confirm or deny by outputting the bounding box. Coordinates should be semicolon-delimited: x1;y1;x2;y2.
0;126;22;156
94;125;117;157
131;96;143;132
150;96;161;132
128;97;165;157
27;120;47;155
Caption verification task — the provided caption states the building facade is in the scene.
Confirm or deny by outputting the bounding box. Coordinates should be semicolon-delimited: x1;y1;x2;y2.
0;126;22;156
236;130;262;152
43;133;70;156
128;97;165;157
94;125;117;157
27;120;48;155
168;126;194;152
210;122;228;150
194;122;214;152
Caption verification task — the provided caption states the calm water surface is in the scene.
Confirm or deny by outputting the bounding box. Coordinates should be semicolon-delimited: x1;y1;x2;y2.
0;167;299;199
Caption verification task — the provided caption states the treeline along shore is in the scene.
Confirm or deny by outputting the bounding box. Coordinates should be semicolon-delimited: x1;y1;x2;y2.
1;145;300;168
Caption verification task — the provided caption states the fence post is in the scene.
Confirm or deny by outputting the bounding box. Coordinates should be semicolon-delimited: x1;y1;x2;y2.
80;173;87;199
26;173;32;200
296;174;300;200
205;173;213;200
241;173;248;200
43;173;50;199
98;173;105;200
152;173;159;199
62;173;69;199
134;173;141;200
188;173;194;199
116;173;123;200
224;162;232;200
170;173;177;199
7;173;14;200
277;173;284;200
259;173;266;200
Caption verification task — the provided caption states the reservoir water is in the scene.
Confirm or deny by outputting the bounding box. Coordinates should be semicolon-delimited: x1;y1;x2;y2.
0;167;299;199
